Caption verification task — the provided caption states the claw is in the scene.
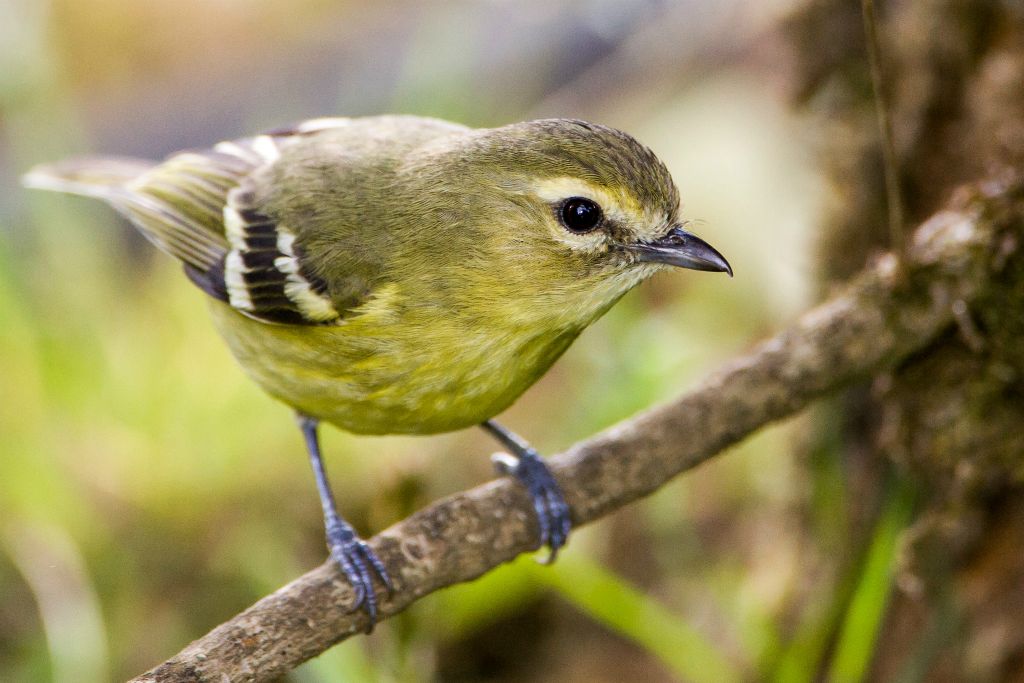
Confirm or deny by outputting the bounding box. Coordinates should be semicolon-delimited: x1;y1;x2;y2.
490;448;572;561
366;547;395;596
327;524;390;632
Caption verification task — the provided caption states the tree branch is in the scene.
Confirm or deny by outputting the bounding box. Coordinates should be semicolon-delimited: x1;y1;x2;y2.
132;176;1021;683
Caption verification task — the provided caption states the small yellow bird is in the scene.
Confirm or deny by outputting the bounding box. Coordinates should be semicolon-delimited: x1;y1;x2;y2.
24;115;730;627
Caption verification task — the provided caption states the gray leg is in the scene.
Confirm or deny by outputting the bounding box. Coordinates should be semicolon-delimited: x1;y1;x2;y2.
481;420;572;562
297;414;391;631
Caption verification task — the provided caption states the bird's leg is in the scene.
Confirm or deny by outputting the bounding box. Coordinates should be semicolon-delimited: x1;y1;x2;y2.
297;414;392;631
481;419;572;563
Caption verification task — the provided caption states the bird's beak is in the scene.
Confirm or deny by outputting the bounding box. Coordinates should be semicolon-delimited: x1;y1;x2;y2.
626;226;732;276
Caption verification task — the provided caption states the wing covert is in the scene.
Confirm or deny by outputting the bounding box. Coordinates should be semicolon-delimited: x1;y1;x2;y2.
219;179;341;324
135;132;346;325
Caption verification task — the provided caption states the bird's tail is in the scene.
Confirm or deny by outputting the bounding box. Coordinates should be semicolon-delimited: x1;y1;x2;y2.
22;156;157;200
22;154;235;281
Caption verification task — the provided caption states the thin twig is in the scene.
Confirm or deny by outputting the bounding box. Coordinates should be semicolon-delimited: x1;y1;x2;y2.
862;0;905;248
131;177;1020;683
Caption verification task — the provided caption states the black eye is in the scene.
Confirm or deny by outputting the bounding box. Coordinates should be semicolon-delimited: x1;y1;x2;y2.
559;197;603;233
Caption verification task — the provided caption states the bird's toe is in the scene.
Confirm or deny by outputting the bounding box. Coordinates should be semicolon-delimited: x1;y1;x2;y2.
326;524;390;632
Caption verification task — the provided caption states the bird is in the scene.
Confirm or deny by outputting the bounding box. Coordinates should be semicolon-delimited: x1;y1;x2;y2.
23;115;731;629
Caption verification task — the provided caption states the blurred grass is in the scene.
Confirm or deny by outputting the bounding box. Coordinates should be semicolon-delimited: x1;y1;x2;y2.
0;1;916;682
829;481;916;683
529;555;742;682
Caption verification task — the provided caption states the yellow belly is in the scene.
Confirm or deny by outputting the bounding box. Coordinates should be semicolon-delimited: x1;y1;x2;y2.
207;299;579;435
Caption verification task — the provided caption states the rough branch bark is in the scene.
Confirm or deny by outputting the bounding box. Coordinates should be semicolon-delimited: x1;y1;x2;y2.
131;176;1022;683
784;2;1024;677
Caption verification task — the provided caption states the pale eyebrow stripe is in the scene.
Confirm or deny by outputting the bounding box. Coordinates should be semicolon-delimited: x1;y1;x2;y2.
529;176;638;225
531;177;608;203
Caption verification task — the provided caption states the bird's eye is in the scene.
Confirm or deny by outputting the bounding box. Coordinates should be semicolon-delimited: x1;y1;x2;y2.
559;197;603;233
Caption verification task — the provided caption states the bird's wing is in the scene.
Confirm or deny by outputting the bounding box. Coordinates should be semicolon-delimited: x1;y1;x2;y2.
209;138;345;325
27;119;361;325
164;129;356;325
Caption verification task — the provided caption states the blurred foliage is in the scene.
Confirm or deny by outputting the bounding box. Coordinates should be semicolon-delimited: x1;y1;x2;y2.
0;0;915;681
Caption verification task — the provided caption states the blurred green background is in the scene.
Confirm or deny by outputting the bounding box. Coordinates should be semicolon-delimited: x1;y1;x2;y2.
0;1;905;681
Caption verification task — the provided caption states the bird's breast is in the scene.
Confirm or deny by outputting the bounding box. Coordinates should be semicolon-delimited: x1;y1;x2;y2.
208;296;581;435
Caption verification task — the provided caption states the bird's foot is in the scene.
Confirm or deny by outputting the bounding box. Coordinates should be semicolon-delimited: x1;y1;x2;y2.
492;448;572;563
325;517;392;632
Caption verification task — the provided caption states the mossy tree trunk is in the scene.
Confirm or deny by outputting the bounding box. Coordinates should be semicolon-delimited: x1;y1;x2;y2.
785;1;1024;678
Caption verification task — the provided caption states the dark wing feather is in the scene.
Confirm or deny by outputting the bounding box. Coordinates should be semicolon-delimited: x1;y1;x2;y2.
218;175;340;324
145;133;344;324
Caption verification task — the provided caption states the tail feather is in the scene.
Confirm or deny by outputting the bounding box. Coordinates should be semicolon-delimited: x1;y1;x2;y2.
22;155;231;272
22;157;157;200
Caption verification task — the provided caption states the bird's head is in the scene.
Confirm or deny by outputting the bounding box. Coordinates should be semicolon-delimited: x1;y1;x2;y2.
446;119;731;325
